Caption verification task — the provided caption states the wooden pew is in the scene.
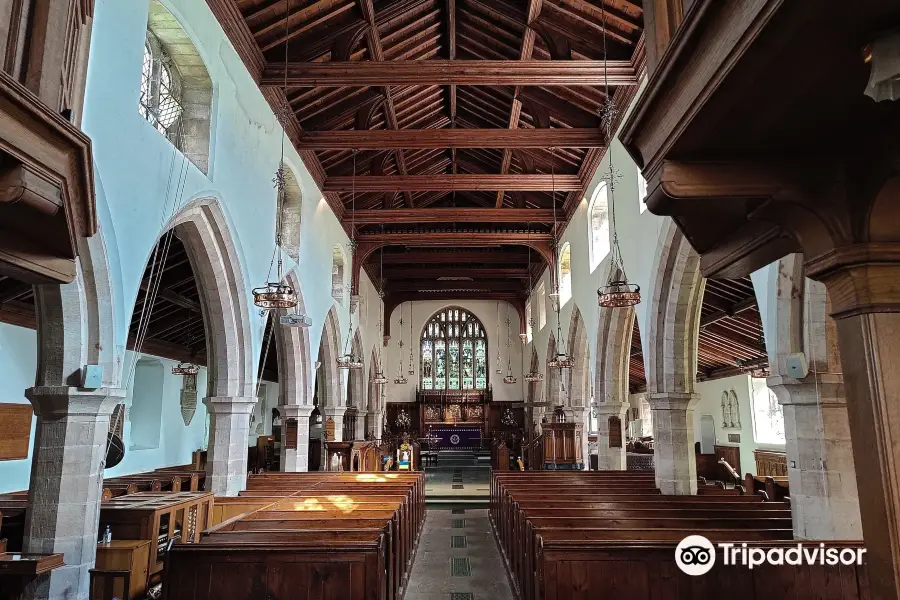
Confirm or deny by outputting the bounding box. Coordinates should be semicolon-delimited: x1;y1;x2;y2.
744;473;790;502
489;471;853;600
164;472;425;600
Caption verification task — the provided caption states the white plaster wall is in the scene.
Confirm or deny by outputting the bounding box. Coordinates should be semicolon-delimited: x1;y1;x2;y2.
692;374;784;477
0;323;38;493
384;300;524;403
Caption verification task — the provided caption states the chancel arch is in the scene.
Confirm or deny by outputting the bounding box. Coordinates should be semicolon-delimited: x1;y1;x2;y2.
419;306;488;391
565;304;589;410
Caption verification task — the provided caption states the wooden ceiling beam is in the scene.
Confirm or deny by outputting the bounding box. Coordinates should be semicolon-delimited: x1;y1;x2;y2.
344;207;559;224
496;0;541;208
261;60;638;87
386;279;523;292
324;174;581;192
382;251;530;264
296;127;606;149
699;295;758;328
384;267;529;279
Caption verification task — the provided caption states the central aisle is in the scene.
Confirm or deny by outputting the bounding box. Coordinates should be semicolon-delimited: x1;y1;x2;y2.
405;509;516;600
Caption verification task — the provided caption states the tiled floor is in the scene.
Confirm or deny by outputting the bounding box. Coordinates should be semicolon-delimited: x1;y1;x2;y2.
424;466;492;497
404;509;515;600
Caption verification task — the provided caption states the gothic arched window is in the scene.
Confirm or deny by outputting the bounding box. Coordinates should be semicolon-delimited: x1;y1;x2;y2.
139;34;183;144
558;242;572;306
420;307;488;390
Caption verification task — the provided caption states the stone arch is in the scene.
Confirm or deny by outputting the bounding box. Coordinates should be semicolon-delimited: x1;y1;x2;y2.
595;265;637;405
33;232;120;388
274;270;311;406
317;305;342;408
646;219;705;395
526;347;540;405
163;198;254;398
566;304;589;409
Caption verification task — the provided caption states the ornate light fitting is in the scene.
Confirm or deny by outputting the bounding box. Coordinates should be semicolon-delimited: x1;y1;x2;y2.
500;407;517;427
503;304;517;384
172;360;199;376
371;246;389;385
337;150;362;370
596;2;640;309
372;369;388;385
407;302;415;375
548;151;574;373
524;370;544;383
395;408;412;430
495;302;503;375
253;1;297;311
395;304;409;384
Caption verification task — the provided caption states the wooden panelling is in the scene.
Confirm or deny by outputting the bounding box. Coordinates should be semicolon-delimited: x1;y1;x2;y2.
0;403;31;460
754;449;787;477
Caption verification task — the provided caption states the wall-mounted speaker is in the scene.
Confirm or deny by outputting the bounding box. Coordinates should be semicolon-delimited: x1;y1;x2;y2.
784;353;808;379
81;364;103;389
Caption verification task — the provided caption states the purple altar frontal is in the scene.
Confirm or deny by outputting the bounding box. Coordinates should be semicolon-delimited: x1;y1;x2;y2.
431;427;481;450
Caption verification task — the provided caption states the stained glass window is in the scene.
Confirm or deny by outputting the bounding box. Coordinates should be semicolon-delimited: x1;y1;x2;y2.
420;306;488;390
139;34;184;144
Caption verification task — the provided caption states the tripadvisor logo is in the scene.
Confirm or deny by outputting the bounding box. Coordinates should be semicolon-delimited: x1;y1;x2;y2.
675;536;867;576
675;535;716;576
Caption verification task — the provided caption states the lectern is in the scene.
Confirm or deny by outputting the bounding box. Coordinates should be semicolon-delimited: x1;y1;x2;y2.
542;422;584;470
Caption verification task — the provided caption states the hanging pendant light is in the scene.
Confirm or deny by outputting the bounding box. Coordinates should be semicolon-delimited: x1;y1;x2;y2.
253;2;297;311
524;370;544;383
394;302;409;384
337;150;362;370
372;244;388;384
173;312;200;375
495;302;503;375
596;1;640;309
523;229;543;383
503;304;517;384
548;148;574;372
407;302;415;375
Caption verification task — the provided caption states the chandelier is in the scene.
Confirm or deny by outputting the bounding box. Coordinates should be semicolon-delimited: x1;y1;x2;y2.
503;304;517;384
495;302;503;375
371;247;389;385
172;317;200;375
395;306;409;384
548;152;574;373
337;152;362;370
407;302;415;375
253;3;296;311
596;1;640;309
524;370;544;383
172;360;199;376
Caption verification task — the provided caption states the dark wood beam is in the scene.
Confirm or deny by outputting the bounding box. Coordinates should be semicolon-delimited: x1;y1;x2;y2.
387;280;523;292
699;295;758;328
325;174;582;192
383;267;529;279
345;208;559;224
296;128;606;149
261;60;638;87
382;251;531;264
360;231;552;245
496;0;541;208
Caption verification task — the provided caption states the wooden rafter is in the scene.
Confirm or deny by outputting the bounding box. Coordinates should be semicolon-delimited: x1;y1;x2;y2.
261;60;638;87
296;128;606;149
344;207;560;224
325;174;582;192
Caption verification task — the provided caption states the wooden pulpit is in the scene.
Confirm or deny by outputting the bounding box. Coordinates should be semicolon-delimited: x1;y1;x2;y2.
542;422;584;470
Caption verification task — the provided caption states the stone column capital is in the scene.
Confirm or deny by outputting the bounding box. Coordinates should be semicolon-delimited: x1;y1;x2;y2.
203;395;256;415
647;392;699;410
323;407;347;418
592;400;630;415
26;385;126;418
766;374;845;406
804;246;900;318
280;404;314;419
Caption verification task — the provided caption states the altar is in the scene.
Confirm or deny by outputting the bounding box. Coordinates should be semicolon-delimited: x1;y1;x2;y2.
427;426;482;450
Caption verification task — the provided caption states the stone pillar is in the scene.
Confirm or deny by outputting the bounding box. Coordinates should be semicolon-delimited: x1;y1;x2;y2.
768;375;861;540
595;401;629;470
279;405;313;472
324;408;345;442
648;392;698;495
203;396;255;496
810;257;900;596
575;407;590;470
356;410;369;440
22;386;125;600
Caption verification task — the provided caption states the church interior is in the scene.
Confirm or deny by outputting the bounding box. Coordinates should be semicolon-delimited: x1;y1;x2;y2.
0;0;898;599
